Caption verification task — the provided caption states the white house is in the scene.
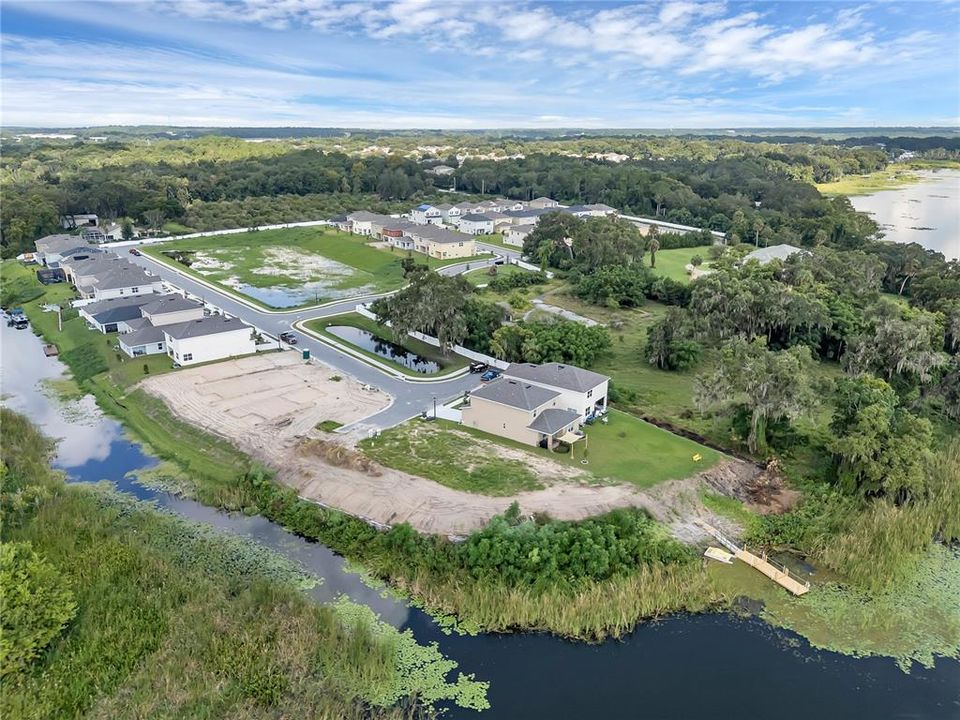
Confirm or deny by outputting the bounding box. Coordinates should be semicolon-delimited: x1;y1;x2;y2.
346;211;388;236
34;234;99;267
503;225;534;247
503;362;609;421
459;213;495;235
79;264;164;301
79;296;156;333
118;319;168;357
743;244;810;265
140;294;205;326
411;204;443;225
428;165;456;176
164;316;256;366
529;197;560;209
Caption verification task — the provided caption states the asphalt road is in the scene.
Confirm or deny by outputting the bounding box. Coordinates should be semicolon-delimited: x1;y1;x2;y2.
119;239;522;431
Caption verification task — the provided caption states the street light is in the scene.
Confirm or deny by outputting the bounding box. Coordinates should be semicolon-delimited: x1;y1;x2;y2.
433;395;437;420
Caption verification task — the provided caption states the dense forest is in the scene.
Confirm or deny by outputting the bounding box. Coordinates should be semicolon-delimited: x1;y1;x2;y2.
2;131;955;258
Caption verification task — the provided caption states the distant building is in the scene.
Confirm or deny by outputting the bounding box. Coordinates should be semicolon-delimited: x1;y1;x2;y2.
528;197;560;209
428;164;456;176
742;244;810;265
458;213;495;235
403;225;476;259
503;225;534;247
61;213;99;229
411;204;443;225
80;227;107;244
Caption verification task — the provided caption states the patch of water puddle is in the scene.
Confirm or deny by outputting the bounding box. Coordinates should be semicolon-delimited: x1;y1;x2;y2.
237;281;377;308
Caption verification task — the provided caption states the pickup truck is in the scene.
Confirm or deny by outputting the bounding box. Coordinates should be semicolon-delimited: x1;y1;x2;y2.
279;332;298;345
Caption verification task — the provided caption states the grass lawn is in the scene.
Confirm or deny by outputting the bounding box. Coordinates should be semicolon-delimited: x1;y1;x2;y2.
143;226;483;309
303;312;470;377
648;247;710;284
463;263;532;286
362;410;722;495
359;419;544;495
472;233;515;251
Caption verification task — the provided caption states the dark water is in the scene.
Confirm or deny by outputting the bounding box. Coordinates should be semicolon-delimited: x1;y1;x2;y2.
2;323;958;719
326;324;441;373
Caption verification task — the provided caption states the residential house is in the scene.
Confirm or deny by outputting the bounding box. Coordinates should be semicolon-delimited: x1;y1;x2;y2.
61;213;99;229
64;253;126;286
80;227;107;244
411;204;444;225
503;362;609;421
34;234;98;266
379;218;418;250
428;164;456;176
528;197;560;209
742;244;810;265
583;203;618;216
79;295;156;333
104;223;139;242
403;225;475;259
458;213;495;235
78;264;164;301
435;204;460;224
345;211;388;236
503;225;534;247
118;319;168;357
139;294;205;326
461;378;583;449
503;207;554;225
164;316;256;366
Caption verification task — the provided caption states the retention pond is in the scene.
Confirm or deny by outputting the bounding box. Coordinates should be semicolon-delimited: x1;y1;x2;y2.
1;322;958;719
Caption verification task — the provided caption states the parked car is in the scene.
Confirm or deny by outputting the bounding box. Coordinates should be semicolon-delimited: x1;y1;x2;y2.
469;362;488;374
128;248;141;256
480;369;501;382
279;332;298;345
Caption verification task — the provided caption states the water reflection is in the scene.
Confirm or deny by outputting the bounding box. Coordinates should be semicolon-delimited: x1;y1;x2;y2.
327;325;441;373
850;169;960;260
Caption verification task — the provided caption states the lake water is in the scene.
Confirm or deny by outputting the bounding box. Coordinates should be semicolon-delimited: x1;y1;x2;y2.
850;169;960;260
1;322;958;719
327;324;442;373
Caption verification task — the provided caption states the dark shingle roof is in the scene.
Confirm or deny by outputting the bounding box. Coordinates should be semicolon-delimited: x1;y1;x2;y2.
35;234;92;255
460;213;493;223
470;379;559;411
505;362;609;392
141;295;203;316
80;295;155;317
163;316;251;340
527;408;581;435
120;323;167;347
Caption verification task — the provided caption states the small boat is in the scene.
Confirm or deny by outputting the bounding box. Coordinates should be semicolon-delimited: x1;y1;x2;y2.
704;546;735;564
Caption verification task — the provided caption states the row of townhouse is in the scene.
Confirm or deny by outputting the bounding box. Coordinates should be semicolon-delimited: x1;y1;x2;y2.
337;212;477;260
78;293;256;365
406;197;619;246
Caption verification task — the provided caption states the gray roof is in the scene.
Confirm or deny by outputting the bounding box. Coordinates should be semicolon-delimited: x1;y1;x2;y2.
120;323;167;347
140;295;203;316
527;408;582;435
66;254;125;276
406;224;473;244
505;362;609;393
35;234;91;255
347;211;390;223
163;315;251;340
80;295;155;317
743;244;809;265
460;213;494;223
504;208;552;220
470;378;560;411
92;265;159;291
85;302;153;325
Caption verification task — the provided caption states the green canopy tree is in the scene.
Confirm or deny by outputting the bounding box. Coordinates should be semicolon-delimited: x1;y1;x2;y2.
694;338;814;454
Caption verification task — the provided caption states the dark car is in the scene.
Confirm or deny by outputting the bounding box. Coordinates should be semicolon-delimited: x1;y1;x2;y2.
480;369;501;382
469;362;488;374
129;248;141;256
279;332;298;345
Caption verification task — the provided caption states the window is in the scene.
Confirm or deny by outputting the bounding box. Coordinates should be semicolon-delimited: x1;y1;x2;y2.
157;343;163;350
183;353;193;361
587;390;593;398
119;288;124;294
131;287;139;293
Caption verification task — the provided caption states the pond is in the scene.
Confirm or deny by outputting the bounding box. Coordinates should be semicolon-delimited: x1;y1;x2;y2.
850;169;960;260
326;324;442;373
2;323;959;719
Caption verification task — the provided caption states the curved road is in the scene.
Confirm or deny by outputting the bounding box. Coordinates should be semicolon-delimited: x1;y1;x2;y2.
120;239;521;431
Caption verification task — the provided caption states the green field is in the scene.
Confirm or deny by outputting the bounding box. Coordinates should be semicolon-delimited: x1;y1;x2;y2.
362;410;721;495
143;227;481;309
648;247;711;283
463;263;532;286
303;312;469;377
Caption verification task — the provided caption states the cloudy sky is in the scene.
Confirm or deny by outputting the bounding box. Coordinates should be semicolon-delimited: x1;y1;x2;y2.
2;0;958;128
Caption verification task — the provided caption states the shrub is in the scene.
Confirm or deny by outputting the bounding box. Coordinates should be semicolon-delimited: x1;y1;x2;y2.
0;542;77;677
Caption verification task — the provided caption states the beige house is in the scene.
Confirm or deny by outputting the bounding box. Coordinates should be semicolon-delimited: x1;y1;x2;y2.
404;225;476;260
462;378;584;449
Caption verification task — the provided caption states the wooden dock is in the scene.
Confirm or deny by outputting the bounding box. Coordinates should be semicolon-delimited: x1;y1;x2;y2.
699;522;810;596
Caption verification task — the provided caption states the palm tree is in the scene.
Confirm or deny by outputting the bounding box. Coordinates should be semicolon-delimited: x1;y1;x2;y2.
752;218;765;247
649;236;661;268
813;229;829;247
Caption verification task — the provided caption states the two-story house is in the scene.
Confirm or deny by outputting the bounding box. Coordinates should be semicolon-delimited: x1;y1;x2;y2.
410;204;443;225
502;362;609;421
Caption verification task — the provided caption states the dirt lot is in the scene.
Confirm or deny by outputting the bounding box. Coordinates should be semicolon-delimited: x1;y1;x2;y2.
141;352;764;540
140;352;389;453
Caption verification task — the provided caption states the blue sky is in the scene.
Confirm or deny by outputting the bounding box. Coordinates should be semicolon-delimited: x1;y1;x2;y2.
2;1;958;128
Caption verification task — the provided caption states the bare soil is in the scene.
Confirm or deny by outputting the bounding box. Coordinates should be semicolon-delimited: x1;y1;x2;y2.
140;354;769;540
